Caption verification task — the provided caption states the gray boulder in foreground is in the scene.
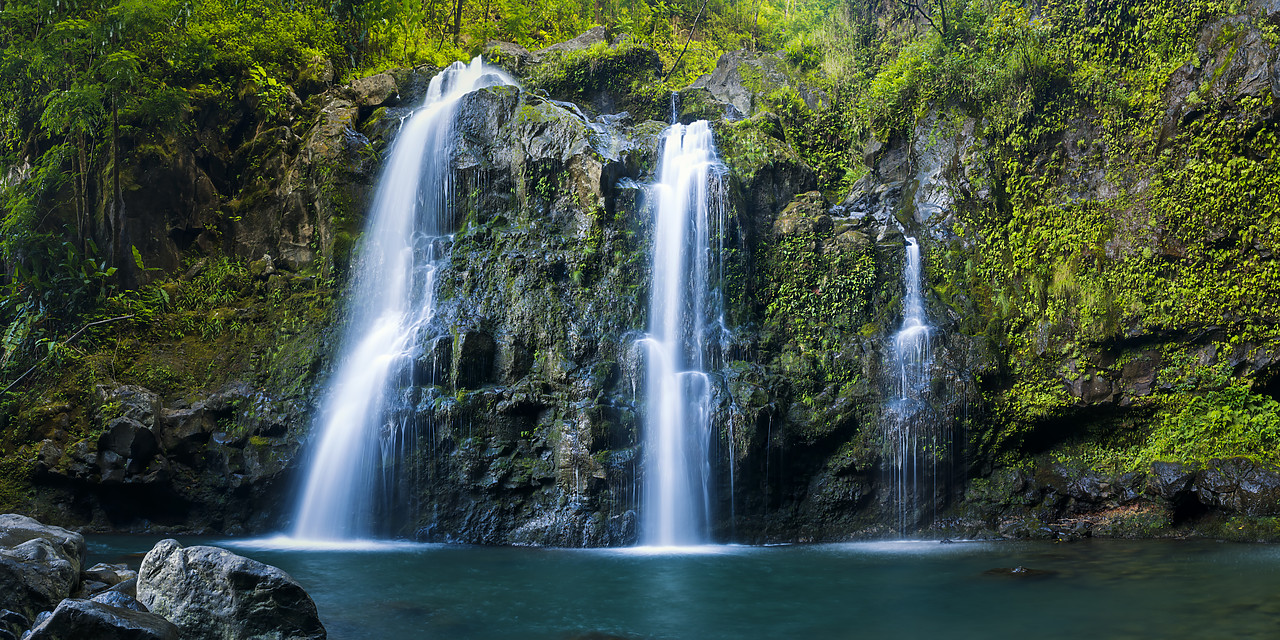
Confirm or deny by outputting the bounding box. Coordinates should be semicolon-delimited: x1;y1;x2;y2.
25;599;178;640
138;539;326;640
0;515;86;618
0;515;85;569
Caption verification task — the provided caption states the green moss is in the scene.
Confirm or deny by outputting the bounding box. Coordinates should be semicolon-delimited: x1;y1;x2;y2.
0;451;34;512
1093;507;1174;538
524;42;663;119
715;114;792;182
758;204;877;389
1210;516;1280;542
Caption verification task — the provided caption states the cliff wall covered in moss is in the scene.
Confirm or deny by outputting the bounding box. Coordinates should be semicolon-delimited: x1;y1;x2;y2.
3;0;1280;543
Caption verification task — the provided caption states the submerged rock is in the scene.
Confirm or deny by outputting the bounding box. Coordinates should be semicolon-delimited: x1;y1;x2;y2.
981;566;1056;579
24;599;178;640
137;539;326;640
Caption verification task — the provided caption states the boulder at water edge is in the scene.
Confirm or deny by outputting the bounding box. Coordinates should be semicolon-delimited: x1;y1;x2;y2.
0;514;86;618
137;539;326;640
24;599;178;640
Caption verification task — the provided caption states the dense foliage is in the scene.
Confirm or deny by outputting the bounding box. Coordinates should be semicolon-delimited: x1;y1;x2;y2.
0;0;825;376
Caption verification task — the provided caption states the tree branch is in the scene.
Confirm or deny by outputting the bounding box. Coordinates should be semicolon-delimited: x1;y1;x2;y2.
895;0;938;34
1;315;134;395
663;0;711;84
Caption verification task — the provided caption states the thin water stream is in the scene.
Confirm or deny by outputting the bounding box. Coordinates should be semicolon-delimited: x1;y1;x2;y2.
886;236;943;532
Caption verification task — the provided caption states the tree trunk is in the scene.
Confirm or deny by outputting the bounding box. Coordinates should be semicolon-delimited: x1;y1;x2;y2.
111;95;132;289
72;132;85;254
452;0;463;45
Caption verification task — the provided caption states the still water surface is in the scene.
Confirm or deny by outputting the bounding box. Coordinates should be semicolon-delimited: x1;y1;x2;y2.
88;537;1280;639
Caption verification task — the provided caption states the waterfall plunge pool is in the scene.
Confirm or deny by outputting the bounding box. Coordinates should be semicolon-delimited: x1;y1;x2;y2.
87;536;1280;639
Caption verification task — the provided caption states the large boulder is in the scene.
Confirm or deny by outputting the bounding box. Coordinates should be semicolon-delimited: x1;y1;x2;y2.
0;515;84;569
483;40;538;74
0;515;86;618
25;599;178;640
137;539;325;640
347;73;399;107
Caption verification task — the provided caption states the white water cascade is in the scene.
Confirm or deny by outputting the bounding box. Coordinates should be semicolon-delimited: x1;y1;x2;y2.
641;120;728;547
291;59;515;542
885;236;937;533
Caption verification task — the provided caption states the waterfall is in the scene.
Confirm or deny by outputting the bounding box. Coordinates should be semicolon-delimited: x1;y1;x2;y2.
641;120;728;547
291;59;515;542
885;236;937;533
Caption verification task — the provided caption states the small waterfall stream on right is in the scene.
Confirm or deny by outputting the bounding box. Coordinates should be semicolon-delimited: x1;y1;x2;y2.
884;236;944;533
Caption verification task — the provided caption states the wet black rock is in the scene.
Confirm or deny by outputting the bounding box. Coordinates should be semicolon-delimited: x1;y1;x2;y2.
24;599;178;640
1146;461;1198;500
0;610;29;640
90;591;149;613
1192;458;1280;516
105;578;138;599
83;562;137;588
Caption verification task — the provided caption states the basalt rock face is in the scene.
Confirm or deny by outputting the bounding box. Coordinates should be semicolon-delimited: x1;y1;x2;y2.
12;17;1280;544
854;12;1280;539
365;45;995;544
712;98;993;541
9;35;942;543
25;382;306;535
109;54;366;284
379;83;675;545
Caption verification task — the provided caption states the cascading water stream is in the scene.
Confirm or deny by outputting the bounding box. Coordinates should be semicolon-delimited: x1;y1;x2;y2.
291;59;515;542
641;120;728;547
886;236;935;533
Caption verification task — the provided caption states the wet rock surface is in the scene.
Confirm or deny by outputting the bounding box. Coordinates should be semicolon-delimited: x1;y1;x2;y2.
29;382;302;535
0;516;324;640
138;539;326;640
0;516;85;618
24;599;179;640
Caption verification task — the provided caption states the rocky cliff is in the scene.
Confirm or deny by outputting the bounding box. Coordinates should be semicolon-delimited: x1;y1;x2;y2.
5;8;1280;544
